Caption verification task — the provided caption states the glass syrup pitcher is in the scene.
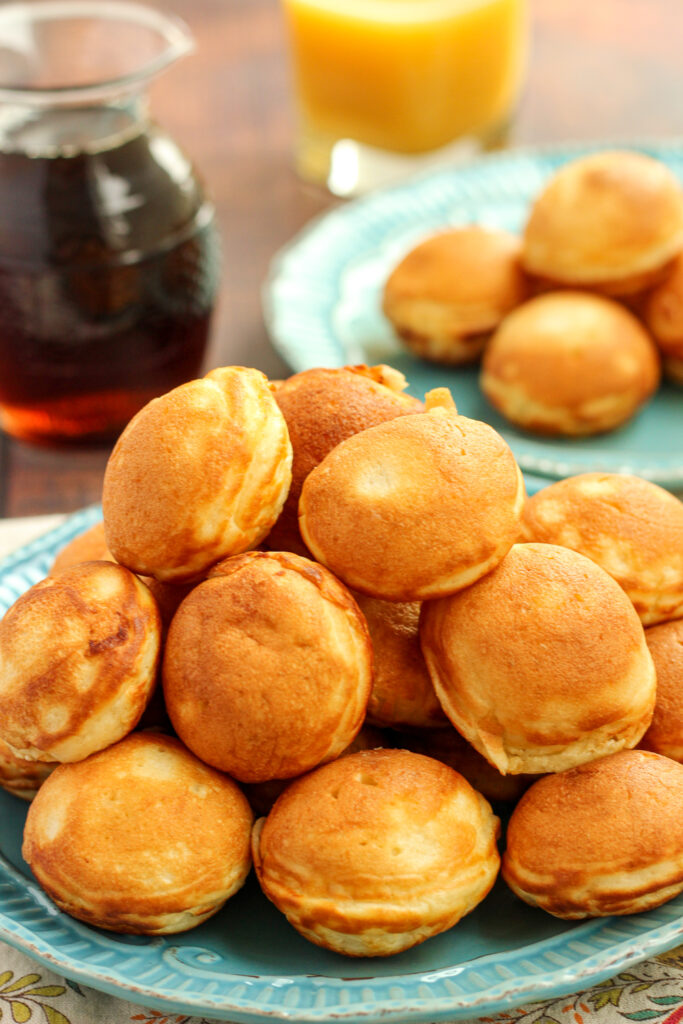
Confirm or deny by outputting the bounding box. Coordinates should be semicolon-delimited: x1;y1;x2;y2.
0;1;221;445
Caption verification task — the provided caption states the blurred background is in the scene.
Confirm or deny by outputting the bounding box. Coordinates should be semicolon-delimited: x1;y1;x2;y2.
0;0;681;517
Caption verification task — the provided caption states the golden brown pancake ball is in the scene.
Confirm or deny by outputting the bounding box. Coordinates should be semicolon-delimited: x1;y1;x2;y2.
22;732;253;934
480;292;661;436
102;366;293;583
266;365;422;553
644;252;683;384
0;739;55;801
420;543;656;776
522;151;683;296
50;521;114;574
252;748;500;957
163;551;372;783
0;562;160;763
382;227;529;364
639;619;683;761
299;391;525;601
395;728;533;805
354;594;446;729
242;725;387;817
503;750;683;918
521;473;683;625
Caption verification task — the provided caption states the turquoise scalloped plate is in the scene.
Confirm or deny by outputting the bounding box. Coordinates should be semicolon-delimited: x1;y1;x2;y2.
2;508;683;1021
263;140;683;490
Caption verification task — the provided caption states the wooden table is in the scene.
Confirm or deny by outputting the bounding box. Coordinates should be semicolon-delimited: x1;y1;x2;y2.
2;0;682;519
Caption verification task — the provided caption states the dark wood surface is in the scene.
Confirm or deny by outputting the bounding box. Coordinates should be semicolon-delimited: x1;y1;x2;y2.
2;0;683;518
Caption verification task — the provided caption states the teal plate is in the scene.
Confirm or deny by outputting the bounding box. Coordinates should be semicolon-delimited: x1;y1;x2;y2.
2;508;683;1020
263;140;683;489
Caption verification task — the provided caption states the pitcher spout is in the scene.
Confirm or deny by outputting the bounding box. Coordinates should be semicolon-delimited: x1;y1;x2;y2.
0;0;194;106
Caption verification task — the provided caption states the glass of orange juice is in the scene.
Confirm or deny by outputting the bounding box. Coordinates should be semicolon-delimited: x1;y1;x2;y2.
280;0;528;195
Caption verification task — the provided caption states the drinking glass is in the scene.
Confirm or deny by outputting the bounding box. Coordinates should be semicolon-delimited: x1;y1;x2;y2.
280;0;528;196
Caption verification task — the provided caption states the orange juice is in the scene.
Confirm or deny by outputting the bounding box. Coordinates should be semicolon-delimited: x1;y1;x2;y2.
282;0;527;183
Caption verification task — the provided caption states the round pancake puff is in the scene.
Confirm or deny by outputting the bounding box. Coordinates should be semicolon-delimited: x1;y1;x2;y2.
480;292;661;437
520;473;683;625
49;524;182;732
644;252;683;384
267;365;422;554
22;732;253;934
354;594;446;729
0;561;161;764
382;226;529;365
639;619;683;761
503;750;683;918
522;150;683;297
50;521;192;632
0;739;55;801
299;390;525;602
102;366;292;583
252;748;500;957
163;550;373;783
420;543;656;776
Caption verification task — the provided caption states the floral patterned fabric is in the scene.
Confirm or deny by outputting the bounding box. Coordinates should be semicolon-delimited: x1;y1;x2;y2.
3;942;683;1024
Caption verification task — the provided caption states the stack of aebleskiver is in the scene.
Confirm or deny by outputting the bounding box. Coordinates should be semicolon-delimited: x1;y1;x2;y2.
1;361;683;956
383;149;683;436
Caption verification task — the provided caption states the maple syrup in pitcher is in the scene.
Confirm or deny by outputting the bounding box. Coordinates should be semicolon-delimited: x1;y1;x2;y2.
0;3;220;444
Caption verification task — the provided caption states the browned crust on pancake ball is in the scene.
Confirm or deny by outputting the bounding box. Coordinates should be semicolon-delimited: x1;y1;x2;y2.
163;551;373;782
0;561;161;763
0;738;55;800
50;522;114;575
420;543;656;776
382;227;529;365
252;748;500;956
392;328;491;367
354;594;446;729
645;252;683;360
102;367;292;583
502;750;683;917
639;619;683;761
22;732;253;934
480;292;661;437
299;408;525;602
520;473;683;625
522;151;683;292
266;365;422;553
528;259;676;300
